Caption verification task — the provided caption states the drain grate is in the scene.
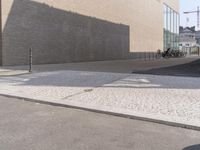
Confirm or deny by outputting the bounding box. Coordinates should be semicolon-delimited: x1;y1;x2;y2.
84;89;93;92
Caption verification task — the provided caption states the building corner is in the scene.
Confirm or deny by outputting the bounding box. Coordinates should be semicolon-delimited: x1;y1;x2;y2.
0;0;2;66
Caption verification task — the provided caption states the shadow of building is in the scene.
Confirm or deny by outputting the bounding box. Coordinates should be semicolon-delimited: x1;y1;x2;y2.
2;0;130;65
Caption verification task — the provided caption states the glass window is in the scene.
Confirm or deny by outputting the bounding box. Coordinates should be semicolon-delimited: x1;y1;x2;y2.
170;10;174;33
164;5;167;30
167;7;170;32
163;4;179;50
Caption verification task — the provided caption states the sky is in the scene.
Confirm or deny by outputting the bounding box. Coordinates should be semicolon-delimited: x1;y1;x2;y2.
180;0;200;30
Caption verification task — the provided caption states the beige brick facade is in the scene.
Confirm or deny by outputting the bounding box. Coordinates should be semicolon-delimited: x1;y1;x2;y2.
0;0;179;66
0;0;2;65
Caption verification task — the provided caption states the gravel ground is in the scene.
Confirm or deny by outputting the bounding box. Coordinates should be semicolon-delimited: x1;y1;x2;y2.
0;70;200;127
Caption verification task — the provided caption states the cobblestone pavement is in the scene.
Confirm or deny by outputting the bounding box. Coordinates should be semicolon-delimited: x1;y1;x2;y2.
0;96;200;150
0;70;199;128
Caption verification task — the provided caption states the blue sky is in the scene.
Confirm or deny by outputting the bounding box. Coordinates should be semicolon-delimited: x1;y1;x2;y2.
180;0;200;30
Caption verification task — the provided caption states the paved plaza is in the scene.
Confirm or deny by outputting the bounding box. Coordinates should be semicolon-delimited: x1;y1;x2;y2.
0;69;199;128
3;57;200;75
1;57;200;129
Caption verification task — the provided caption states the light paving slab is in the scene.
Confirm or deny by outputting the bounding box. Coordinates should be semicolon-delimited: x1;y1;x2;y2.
0;71;127;101
0;68;29;76
0;70;200;128
65;74;200;128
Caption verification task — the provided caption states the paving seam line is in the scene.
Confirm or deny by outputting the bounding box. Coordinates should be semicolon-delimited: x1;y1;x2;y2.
1;93;200;131
60;74;130;100
63;74;131;100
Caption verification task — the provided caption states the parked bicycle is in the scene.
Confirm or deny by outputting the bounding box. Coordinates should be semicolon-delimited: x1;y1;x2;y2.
162;48;186;58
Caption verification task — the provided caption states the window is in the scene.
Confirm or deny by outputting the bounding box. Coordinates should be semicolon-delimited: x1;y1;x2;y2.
163;4;179;50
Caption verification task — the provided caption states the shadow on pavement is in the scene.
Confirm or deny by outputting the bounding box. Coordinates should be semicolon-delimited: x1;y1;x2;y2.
183;144;200;150
132;58;200;77
1;70;200;89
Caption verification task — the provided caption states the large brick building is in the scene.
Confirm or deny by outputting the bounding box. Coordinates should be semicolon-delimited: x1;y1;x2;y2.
0;0;179;66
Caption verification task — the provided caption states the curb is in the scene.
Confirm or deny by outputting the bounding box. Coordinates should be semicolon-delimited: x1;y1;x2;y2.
0;72;30;77
1;93;200;131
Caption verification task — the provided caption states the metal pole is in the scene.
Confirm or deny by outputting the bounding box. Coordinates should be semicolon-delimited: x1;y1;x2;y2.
149;52;151;61
145;52;147;61
29;48;32;73
197;6;200;28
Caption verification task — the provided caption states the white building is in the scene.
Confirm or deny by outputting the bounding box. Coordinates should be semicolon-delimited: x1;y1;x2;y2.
195;30;200;46
179;26;197;50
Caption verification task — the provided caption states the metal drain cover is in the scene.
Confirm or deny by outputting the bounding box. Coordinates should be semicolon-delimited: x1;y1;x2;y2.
84;89;93;92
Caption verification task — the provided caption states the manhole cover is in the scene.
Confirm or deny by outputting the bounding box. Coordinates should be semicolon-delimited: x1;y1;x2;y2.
84;89;93;92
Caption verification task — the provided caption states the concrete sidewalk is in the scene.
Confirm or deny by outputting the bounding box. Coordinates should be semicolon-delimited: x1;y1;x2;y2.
0;68;29;77
0;70;200;130
1;57;200;130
